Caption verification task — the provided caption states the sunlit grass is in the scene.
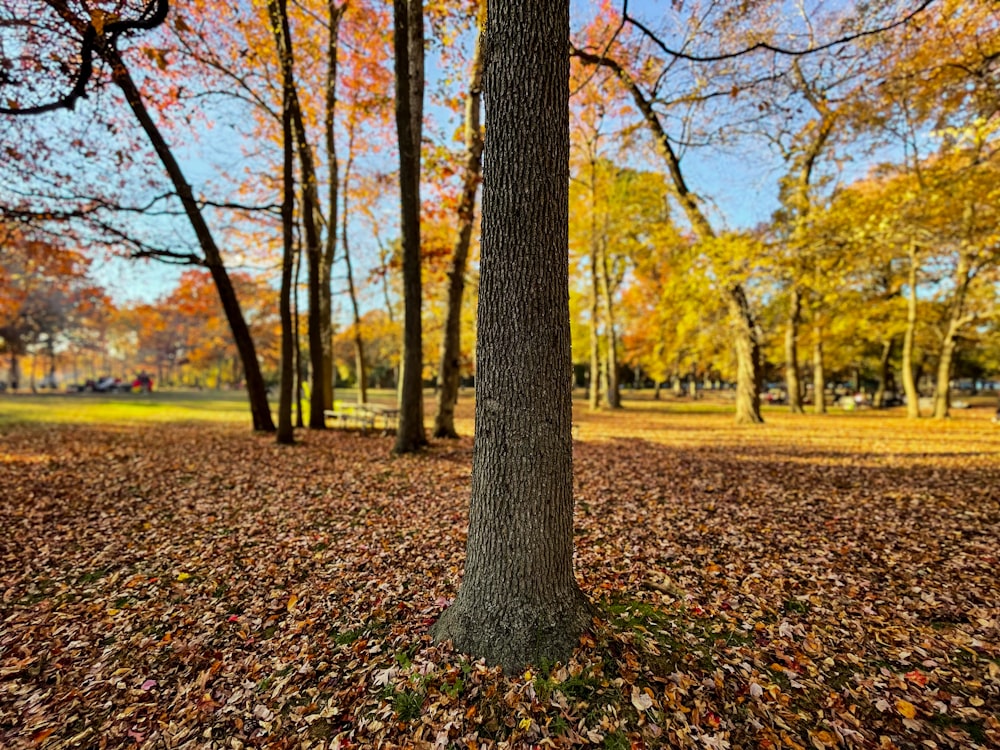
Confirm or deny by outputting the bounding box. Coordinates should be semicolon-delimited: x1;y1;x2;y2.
0;390;254;428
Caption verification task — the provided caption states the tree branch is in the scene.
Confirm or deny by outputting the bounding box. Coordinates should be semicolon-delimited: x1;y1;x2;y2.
620;0;938;64
0;0;170;115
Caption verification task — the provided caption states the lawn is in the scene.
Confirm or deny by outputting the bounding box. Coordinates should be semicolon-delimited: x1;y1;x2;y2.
0;392;998;749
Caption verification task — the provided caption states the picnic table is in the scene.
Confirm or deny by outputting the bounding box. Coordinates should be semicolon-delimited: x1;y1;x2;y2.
324;401;400;433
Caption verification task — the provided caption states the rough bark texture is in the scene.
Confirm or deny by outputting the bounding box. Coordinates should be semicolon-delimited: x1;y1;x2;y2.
434;17;483;438
902;246;920;419
393;0;428;454
812;325;826;415
785;286;803;413
431;0;592;672
108;54;274;432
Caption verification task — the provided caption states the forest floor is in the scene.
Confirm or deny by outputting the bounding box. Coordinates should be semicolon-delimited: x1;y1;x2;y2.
1;393;998;749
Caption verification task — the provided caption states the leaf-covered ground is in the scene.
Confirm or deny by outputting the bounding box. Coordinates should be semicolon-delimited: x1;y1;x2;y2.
1;403;998;749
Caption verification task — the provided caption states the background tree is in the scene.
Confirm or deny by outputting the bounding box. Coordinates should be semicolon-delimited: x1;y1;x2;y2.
393;0;428;453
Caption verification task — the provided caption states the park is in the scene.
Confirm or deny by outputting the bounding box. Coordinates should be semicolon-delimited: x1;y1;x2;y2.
1;390;998;748
3;0;1000;747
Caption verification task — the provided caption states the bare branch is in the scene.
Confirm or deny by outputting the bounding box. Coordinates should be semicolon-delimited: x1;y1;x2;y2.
0;0;169;115
620;0;938;64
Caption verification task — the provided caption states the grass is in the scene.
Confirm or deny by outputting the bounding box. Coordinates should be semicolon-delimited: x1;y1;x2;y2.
0;390;254;428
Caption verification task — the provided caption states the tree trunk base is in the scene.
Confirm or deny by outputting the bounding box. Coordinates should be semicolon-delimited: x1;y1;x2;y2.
432;423;460;439
734;410;764;425
432;588;594;674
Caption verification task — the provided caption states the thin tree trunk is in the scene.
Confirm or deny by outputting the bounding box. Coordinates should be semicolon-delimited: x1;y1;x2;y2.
393;0;428;453
873;337;893;409
321;2;345;413
294;240;304;429
587;255;601;410
785;286;803;413
341;140;368;405
107;52;273;431
902;245;920;419
599;239;621;409
277;36;297;445
434;12;484;438
432;0;591;671
813;323;826;415
265;0;328;428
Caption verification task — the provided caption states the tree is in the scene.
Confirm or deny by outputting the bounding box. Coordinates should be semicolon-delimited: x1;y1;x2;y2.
570;42;765;424
393;0;429;453
432;0;592;672
433;0;484;439
1;0;276;431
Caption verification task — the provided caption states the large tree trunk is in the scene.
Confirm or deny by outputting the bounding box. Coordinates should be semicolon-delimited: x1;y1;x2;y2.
434;15;484;438
393;0;428;453
432;0;591;672
902;245;920;419
277;24;297;446
108;54;274;432
785;286;803;413
812;323;826;415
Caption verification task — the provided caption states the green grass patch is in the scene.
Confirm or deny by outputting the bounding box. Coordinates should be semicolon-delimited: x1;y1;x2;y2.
0;391;254;427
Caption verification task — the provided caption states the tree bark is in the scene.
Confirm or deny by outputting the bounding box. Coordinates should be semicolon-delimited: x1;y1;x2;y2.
432;0;592;672
902;245;920;419
294;240;305;429
321;2;346;412
434;14;484;438
812;323;826;415
267;0;328;429
277;17;297;446
107;53;274;432
785;286;803;413
730;284;762;423
393;0;428;453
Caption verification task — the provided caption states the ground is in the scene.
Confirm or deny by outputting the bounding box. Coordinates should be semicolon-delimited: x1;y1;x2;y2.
0;391;998;749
